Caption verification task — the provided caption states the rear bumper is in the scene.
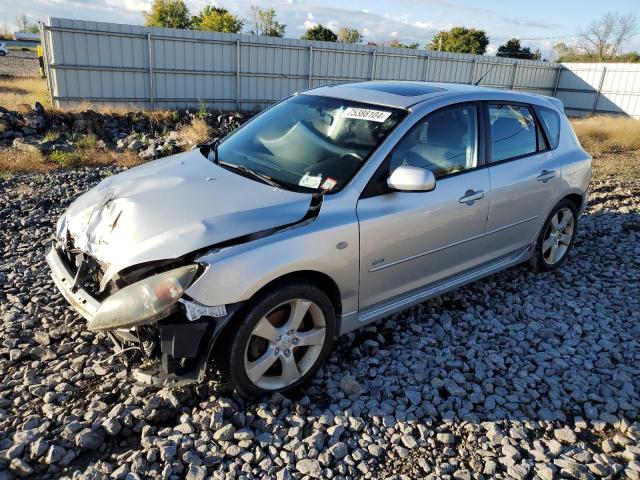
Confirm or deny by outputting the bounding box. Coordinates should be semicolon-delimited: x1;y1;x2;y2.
46;246;100;321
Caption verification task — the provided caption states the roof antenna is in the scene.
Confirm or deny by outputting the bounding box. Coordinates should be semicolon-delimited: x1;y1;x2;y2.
473;63;498;86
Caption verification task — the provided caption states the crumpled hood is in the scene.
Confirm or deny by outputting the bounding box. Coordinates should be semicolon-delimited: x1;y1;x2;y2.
58;149;311;288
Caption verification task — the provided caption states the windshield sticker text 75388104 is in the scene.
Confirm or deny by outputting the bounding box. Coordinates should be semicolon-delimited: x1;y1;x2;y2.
341;107;392;123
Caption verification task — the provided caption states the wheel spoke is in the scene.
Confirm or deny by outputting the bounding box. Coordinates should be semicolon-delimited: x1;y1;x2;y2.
557;233;572;245
285;299;311;332
246;347;278;383
550;213;559;230
280;354;302;385
558;212;572;231
548;243;558;262
296;327;326;347
252;317;279;342
542;237;554;253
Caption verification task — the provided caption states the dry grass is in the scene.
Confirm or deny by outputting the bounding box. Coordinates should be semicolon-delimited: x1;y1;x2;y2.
571;116;640;181
0;147;143;177
591;151;640;181
0;77;51;111
175;118;212;147
0;149;51;174
572;116;640;155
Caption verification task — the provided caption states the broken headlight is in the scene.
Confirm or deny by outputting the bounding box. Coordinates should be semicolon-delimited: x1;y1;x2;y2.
87;265;199;331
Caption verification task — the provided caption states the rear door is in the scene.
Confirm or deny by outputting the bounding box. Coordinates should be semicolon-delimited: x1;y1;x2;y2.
483;103;556;259
357;103;490;311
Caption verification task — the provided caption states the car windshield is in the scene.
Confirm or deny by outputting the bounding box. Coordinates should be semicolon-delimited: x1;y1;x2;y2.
214;95;406;193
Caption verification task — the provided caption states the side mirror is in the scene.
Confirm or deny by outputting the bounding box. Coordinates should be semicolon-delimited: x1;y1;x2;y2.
387;165;436;192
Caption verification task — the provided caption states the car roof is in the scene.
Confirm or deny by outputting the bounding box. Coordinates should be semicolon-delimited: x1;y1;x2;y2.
300;80;553;110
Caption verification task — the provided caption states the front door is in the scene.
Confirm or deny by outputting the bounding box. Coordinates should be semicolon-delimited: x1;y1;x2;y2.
356;103;490;311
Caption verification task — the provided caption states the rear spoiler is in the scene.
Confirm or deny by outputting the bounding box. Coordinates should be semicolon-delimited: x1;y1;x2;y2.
546;97;565;113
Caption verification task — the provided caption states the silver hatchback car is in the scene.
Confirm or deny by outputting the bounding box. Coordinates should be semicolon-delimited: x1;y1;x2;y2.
47;81;591;398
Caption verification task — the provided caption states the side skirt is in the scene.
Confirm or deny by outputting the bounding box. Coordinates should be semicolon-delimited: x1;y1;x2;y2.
341;244;534;334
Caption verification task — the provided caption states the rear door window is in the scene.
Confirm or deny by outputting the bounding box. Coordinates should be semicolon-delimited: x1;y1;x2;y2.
488;104;538;162
535;106;561;149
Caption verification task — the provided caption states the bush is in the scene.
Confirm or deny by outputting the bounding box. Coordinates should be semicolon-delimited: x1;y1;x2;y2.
76;133;98;150
50;151;81;168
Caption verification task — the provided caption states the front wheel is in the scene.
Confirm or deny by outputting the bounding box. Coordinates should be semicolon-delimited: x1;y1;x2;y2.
530;199;578;271
216;283;336;399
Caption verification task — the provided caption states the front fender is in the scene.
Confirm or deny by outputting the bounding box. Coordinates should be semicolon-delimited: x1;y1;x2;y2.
184;202;360;318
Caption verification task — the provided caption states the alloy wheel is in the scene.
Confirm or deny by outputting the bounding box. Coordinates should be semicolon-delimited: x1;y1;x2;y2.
243;298;326;390
542;207;575;265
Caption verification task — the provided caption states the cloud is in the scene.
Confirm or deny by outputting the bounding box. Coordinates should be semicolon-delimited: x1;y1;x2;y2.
105;0;151;12
303;19;317;30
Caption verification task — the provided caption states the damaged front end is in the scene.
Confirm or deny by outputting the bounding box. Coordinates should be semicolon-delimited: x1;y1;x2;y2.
46;150;321;386
46;238;240;386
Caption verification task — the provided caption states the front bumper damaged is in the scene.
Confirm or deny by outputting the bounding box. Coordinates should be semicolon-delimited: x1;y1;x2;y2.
46;245;237;387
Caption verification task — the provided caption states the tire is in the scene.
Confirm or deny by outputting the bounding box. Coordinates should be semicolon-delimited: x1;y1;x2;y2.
0;52;5;57
216;282;336;399
530;199;578;271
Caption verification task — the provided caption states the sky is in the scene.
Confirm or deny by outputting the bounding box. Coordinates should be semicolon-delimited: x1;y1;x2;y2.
3;0;640;59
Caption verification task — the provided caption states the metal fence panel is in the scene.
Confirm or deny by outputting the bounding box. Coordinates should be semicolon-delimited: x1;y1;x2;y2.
44;17;640;117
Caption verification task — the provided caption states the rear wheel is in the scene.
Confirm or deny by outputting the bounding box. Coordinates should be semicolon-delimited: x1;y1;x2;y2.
216;283;336;399
530;199;577;271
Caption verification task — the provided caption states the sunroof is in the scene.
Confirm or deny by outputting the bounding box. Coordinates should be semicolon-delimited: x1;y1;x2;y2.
346;81;445;96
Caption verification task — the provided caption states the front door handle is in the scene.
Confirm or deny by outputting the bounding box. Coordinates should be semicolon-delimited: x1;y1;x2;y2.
459;189;485;205
537;170;556;182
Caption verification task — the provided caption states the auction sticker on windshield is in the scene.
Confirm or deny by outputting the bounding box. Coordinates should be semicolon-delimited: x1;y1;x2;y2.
342;107;392;123
299;172;323;189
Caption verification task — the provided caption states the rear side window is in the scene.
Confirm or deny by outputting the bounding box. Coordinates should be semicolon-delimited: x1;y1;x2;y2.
536;106;561;149
488;104;537;162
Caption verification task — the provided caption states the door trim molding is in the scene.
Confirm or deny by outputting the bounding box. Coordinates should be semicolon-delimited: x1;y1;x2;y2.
485;215;538;236
368;215;538;273
369;232;485;272
356;244;533;326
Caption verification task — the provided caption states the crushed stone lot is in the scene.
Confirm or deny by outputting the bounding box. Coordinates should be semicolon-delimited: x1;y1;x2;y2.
0;51;40;78
0;168;639;480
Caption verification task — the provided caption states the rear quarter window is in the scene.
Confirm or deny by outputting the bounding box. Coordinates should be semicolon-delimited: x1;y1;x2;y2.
535;106;561;149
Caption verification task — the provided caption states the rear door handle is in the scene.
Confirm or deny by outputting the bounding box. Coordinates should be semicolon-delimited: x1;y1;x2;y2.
459;189;485;205
537;170;556;182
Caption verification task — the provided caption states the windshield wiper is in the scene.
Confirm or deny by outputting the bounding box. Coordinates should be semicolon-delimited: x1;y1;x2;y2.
219;161;282;188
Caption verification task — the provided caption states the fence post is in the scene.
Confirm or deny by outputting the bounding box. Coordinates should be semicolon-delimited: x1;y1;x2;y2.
423;55;431;81
592;66;606;114
40;22;55;108
147;33;154;109
236;39;241;111
370;50;377;80
308;46;313;88
553;65;562;97
510;62;518;89
469;58;477;84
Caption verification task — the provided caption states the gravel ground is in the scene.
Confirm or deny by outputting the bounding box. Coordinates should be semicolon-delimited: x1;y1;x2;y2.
0;168;639;480
0;51;39;77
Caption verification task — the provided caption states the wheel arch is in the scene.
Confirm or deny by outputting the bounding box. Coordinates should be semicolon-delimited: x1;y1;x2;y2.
563;192;584;213
207;269;343;363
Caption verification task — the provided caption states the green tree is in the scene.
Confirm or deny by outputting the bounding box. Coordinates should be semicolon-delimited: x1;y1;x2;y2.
390;39;418;49
25;24;40;34
144;0;192;29
428;27;489;55
193;6;243;33
248;7;285;37
497;38;541;60
302;24;337;42
337;27;363;43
